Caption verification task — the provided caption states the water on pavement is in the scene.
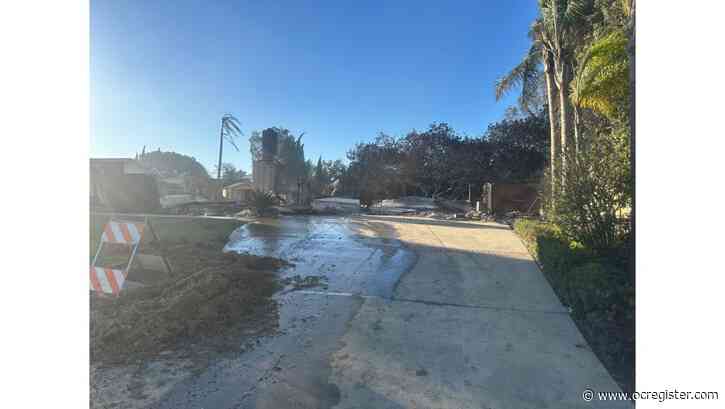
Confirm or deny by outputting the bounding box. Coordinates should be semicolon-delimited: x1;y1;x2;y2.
155;215;417;408
224;215;416;298
150;215;627;409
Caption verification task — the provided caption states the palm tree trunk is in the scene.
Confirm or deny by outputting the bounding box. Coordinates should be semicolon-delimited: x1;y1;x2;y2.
217;120;225;180
573;105;580;158
557;62;570;188
542;50;558;198
627;0;636;291
547;0;571;189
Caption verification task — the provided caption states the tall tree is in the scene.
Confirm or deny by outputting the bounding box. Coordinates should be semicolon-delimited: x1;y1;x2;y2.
137;150;210;179
537;0;591;185
314;157;325;182
277;130;307;184
496;20;559;197
325;159;346;183
217;114;242;179
485;111;550;182
215;163;248;185
399;123;459;198
248;130;263;162
311;156;328;197
622;0;635;296
248;127;309;186
343;133;402;204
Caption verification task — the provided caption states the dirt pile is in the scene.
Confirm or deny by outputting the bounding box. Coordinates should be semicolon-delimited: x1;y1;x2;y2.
90;243;292;365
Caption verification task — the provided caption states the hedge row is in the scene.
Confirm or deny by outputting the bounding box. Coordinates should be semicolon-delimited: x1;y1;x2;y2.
514;218;635;393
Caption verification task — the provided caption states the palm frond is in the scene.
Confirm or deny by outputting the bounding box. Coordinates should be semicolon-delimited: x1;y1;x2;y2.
221;115;242;151
563;0;589;21
495;46;541;101
225;120;242;136
570;30;629;119
224;135;240;151
621;0;633;17
519;69;545;114
538;0;556;24
538;0;590;32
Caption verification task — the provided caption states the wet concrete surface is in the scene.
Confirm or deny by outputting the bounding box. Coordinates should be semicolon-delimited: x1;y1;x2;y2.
153;215;627;408
155;216;416;408
154;292;362;409
224;216;416;299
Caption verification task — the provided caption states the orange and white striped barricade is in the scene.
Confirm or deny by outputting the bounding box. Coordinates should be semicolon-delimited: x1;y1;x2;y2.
90;216;172;297
99;219;145;245
89;266;129;296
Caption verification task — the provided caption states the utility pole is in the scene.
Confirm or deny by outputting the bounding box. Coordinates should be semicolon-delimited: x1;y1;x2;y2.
216;114;241;184
217;118;224;180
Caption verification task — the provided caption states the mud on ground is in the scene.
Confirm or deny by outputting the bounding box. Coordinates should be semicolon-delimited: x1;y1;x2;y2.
90;242;292;366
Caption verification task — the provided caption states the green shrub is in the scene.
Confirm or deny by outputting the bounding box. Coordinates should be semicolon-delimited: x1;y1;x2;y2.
566;261;629;315
513;218;634;391
545;131;632;251
513;218;559;255
540;234;594;276
516;219;625;311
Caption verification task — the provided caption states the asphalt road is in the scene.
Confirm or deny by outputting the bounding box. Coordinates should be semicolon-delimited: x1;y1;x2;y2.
154;215;627;409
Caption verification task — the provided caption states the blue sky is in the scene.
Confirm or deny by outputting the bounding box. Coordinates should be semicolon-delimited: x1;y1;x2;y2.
91;0;538;174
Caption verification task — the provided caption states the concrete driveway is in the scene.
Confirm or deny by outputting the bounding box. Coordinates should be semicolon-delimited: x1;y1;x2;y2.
155;215;627;409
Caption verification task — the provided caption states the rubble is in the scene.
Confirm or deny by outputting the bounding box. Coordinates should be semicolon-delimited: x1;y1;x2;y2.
312;197;360;213
368;196;437;215
436;199;473;214
367;196;495;222
236;208;256;218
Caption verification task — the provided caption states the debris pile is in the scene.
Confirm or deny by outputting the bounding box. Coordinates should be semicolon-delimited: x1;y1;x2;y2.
366;196;494;221
311;197;360;214
90;243;291;365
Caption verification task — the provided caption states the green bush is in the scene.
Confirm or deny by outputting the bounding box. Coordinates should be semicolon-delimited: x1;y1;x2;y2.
538;234;591;287
513;218;634;391
514;219;628;312
567;261;629;315
513;218;559;254
545;130;632;251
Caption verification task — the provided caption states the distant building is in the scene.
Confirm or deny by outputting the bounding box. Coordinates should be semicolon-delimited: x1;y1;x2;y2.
251;128;312;204
223;176;254;202
89;158;160;213
90;157;147;177
143;166;218;205
90;158;149;201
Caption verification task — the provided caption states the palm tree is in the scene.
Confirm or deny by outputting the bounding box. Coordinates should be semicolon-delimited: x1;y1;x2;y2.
623;0;635;287
494;46;544;117
216;114;242;180
570;30;630;122
495;20;559;197
623;0;635;136
537;0;590;184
